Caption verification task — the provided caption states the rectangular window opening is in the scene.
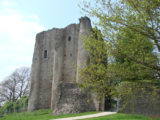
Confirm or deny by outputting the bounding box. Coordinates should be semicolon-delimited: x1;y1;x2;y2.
44;50;47;58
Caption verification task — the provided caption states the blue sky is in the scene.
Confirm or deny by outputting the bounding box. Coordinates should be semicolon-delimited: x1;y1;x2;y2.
0;0;86;81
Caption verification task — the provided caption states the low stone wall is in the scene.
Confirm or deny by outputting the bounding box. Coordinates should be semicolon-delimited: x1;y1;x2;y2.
52;83;96;115
118;90;160;116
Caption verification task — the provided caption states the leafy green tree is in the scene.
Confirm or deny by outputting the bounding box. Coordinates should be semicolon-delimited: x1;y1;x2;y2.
113;28;158;84
111;29;160;111
79;0;160;110
78;27;118;110
80;0;160;72
79;28;107;93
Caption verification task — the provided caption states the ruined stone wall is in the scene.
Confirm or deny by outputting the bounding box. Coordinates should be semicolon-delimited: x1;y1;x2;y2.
28;30;55;110
28;17;98;112
28;17;160;116
118;90;160;116
28;33;42;111
51;24;80;109
63;24;79;83
76;17;91;83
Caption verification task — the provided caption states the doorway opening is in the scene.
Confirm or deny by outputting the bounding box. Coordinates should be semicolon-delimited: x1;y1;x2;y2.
104;95;117;111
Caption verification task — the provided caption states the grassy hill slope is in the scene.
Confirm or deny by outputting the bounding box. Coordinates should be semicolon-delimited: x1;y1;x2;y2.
0;109;159;120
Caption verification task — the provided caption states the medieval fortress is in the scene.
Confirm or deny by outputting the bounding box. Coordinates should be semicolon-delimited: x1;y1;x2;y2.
28;17;104;114
28;16;160;115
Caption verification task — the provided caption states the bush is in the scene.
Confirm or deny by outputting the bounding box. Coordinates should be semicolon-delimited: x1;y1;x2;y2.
0;96;28;117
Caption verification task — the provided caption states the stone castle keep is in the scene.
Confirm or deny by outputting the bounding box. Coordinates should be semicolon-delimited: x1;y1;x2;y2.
28;17;103;114
28;16;160;116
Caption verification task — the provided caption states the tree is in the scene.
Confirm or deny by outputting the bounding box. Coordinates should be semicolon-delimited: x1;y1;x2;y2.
79;27;108;96
79;0;160;110
113;28;158;83
0;67;30;105
78;27;118;110
80;0;160;72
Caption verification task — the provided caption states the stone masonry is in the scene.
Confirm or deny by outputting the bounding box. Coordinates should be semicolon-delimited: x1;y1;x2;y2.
28;17;102;114
28;16;160;116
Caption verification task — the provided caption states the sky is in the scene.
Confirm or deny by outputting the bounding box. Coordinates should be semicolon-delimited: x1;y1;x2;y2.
0;0;85;81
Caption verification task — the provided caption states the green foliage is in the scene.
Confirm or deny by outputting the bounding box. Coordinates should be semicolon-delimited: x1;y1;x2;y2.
0;96;28;117
0;111;159;120
112;28;158;83
80;0;160;71
84;113;160;120
13;96;28;112
0;110;99;120
118;82;160;113
79;0;160;111
78;28;116;98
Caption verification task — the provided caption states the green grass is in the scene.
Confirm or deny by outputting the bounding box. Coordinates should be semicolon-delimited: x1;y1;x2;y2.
83;113;160;120
0;110;160;120
0;109;99;120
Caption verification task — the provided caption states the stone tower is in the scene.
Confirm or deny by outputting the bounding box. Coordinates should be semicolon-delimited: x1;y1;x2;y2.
28;17;101;113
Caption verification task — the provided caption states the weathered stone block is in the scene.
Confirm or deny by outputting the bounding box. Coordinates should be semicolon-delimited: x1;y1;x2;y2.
52;83;96;115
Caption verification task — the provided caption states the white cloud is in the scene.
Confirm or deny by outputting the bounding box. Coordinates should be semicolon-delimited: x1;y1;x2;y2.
1;0;17;6
2;1;9;6
0;10;45;81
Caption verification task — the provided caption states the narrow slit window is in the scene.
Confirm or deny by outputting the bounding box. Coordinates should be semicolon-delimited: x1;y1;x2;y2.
68;36;71;41
44;50;47;58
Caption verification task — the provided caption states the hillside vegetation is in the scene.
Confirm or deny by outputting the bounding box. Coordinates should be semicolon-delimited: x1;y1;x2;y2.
0;96;28;117
0;110;98;120
0;110;160;120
